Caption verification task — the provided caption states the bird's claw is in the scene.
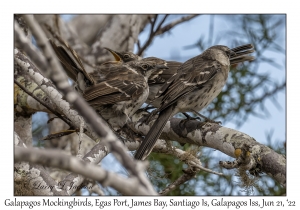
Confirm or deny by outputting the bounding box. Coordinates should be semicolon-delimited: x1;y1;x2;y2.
138;111;156;128
182;112;201;121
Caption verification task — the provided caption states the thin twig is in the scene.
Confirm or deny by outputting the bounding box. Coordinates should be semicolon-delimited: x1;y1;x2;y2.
156;15;199;36
137;15;199;56
153;140;224;176
14;21;48;71
150;15;158;34
137;15;169;56
159;167;199;195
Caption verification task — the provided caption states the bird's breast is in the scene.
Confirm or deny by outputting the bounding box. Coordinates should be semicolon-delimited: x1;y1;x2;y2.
124;87;149;116
177;70;228;112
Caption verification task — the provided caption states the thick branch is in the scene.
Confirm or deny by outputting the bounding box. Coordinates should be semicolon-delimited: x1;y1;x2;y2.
130;112;286;186
69;15;112;45
14;49;99;141
14;146;151;195
14;79;71;126
14;132;68;196
21;14;156;195
59;142;109;195
88;15;152;66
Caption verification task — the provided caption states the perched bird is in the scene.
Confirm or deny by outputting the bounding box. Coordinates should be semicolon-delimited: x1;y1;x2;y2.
49;40;169;130
134;44;255;160
83;60;168;129
50;43;181;95
104;47;254;107
104;48;182;103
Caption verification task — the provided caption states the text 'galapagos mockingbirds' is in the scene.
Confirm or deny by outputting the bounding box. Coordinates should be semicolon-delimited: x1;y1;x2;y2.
134;44;255;160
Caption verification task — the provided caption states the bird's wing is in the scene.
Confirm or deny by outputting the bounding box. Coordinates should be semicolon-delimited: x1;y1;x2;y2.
158;58;222;112
148;61;182;84
83;72;146;105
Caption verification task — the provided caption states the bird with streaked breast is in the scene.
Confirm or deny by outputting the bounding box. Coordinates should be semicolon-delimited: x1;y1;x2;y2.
83;60;168;130
49;40;169;130
134;44;255;160
104;46;254;108
104;48;183;103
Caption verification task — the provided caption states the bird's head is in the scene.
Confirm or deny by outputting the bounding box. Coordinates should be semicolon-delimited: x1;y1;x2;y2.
201;45;232;66
130;60;169;78
208;45;236;57
104;47;141;63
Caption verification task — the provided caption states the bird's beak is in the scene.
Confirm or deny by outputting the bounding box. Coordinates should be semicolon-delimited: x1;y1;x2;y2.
104;47;122;62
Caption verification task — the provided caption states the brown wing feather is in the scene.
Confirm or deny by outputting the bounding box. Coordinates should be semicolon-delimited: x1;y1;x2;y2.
83;72;146;105
49;39;95;85
157;58;222;112
88;93;129;105
83;83;120;101
148;61;181;84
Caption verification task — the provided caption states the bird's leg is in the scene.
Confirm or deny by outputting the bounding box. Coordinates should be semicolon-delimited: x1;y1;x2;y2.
119;124;143;142
182;112;201;121
190;110;222;125
178;112;200;128
137;108;159;128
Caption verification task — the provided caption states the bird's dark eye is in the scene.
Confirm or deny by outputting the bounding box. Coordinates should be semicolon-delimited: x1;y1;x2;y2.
141;64;149;70
123;54;130;59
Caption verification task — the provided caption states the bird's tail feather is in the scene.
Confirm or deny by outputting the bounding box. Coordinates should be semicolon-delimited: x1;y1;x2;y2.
134;106;174;160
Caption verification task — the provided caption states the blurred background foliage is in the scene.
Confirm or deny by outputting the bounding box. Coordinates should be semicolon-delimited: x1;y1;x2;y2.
32;14;286;195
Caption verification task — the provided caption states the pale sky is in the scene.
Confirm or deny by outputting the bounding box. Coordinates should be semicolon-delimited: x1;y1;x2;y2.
137;15;286;145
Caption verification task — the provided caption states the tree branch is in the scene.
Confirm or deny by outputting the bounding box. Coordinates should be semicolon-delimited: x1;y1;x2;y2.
156;15;199;36
14;79;72;126
130;112;286;186
159;167;199;196
137;15;199;56
137;15;169;56
14;21;48;72
152;140;223;176
14;132;68;196
14;48;99;141
14;146;153;195
21;14;156;195
58;141;109;195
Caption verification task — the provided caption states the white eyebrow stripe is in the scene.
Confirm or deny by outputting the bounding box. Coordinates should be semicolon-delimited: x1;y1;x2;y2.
200;71;210;74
